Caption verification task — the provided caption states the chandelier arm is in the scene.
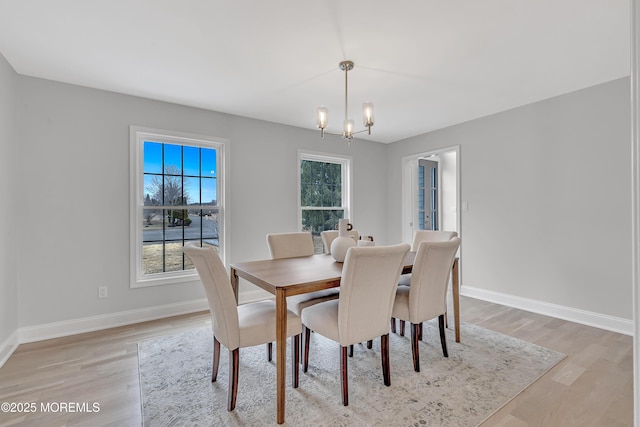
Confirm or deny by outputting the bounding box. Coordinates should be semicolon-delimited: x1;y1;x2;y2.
320;130;343;137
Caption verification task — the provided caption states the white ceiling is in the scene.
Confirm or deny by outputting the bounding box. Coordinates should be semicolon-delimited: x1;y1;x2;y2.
0;1;630;143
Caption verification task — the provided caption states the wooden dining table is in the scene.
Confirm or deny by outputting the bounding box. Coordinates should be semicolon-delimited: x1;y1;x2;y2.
229;252;460;424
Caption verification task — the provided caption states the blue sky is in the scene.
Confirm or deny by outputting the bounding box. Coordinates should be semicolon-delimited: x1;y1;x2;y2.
143;141;217;205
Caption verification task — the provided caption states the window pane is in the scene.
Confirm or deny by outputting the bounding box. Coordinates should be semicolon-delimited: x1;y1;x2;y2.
166;208;190;235
144;175;162;205
201;148;216;178
183;209;219;241
201;177;217;206
142;208;163;239
201;210;219;241
163;175;184;205
183;177;200;204
300;160;311;185
142;241;164;274
301;183;312;206
164;242;186;273
183;145;200;176
164;144;182;174
144;141;162;174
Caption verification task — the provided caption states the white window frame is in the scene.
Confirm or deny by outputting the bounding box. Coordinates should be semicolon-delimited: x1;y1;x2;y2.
297;150;353;230
129;126;228;288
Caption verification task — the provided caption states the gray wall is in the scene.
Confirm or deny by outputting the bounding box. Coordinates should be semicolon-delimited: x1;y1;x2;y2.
387;78;632;320
0;54;18;355
15;76;389;327
4;66;634;333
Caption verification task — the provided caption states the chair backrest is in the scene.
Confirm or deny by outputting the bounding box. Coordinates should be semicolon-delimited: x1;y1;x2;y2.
320;229;360;254
411;230;458;251
183;243;240;350
408;237;461;322
266;232;315;259
338;243;410;345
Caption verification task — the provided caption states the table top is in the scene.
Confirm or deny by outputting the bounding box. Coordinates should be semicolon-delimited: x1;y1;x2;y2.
230;252;416;297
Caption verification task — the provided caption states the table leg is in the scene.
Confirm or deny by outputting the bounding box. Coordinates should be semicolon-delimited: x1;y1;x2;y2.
452;258;461;343
230;267;239;303
275;288;287;424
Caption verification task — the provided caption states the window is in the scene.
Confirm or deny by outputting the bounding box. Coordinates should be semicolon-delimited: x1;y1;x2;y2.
130;127;227;288
298;151;352;253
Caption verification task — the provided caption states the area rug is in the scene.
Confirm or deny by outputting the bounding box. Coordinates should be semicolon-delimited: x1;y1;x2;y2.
138;321;565;426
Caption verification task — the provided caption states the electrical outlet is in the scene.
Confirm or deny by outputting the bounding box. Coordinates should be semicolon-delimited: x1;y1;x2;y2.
98;286;108;298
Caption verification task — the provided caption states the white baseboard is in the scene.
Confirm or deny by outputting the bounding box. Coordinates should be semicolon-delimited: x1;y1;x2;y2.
0;330;19;368
18;299;210;344
461;285;634;336
0;289;275;369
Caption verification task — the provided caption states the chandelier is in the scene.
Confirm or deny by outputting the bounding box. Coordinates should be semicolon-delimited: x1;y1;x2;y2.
316;60;374;141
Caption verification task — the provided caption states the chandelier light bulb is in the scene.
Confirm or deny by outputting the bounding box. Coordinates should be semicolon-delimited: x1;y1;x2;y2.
317;106;329;137
343;119;354;139
362;102;374;129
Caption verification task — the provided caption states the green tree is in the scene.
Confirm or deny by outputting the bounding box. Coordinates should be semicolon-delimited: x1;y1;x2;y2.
300;160;343;234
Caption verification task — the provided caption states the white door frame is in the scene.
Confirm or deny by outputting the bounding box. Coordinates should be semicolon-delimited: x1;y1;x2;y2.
401;145;461;245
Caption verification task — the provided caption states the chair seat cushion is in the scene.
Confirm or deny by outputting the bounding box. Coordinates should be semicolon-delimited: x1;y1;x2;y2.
391;285;410;322
237;300;302;348
301;299;340;343
287;289;340;316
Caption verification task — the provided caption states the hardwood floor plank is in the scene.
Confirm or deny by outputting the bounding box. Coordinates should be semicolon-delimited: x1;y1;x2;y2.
0;297;632;426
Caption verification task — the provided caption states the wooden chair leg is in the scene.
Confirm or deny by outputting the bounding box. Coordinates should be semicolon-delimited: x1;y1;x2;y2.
267;342;272;361
390;317;396;333
228;348;239;411
299;330;304;364
399;320;405;336
303;326;311;373
411;323;420;372
438;314;449;357
349;344;354;357
212;336;220;382
418;322;423;341
381;334;391;386
341;346;349;406
367;340;373;349
291;334;300;388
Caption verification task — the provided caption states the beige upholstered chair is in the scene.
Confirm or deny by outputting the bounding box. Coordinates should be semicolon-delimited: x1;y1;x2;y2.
183;242;302;411
267;231;316;259
320;229;360;254
266;232;341;361
391;238;460;372
394;229;458;334
301;243;410;406
410;230;458;251
266;232;340;316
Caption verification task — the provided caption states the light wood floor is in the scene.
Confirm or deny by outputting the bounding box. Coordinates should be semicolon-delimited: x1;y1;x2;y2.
0;296;633;426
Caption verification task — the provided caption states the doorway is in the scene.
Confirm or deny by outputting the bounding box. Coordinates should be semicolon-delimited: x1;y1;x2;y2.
418;158;438;231
401;146;460;245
